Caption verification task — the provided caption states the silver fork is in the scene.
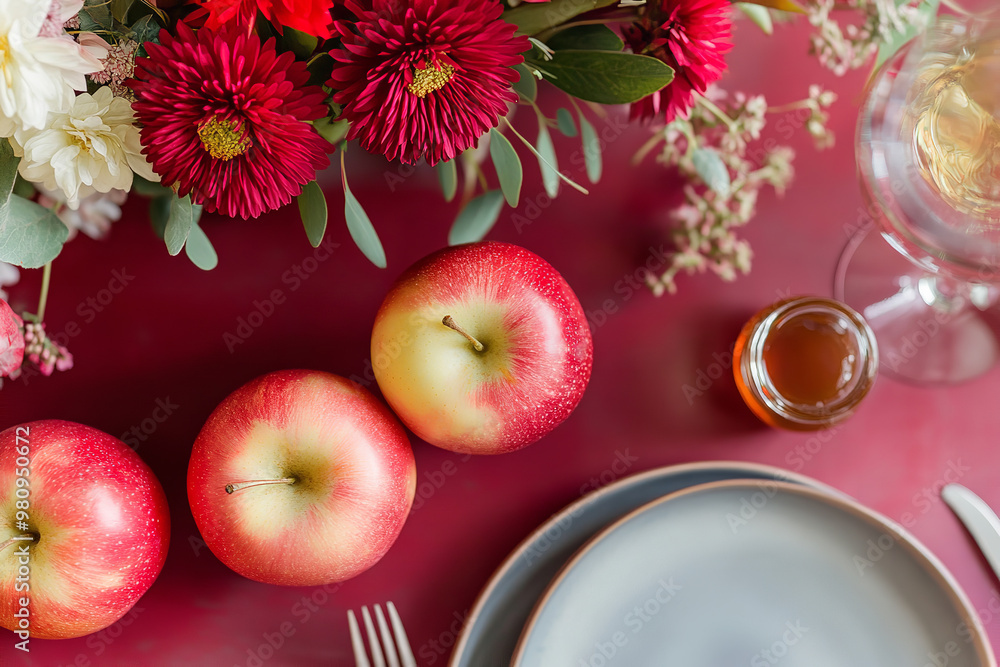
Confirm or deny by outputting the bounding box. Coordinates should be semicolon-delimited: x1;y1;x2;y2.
348;602;417;667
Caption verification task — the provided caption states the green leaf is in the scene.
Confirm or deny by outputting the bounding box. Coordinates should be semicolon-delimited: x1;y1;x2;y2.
448;190;505;246
185;222;218;271
735;0;806;12
149;196;170;239
111;0;134;23
876;0;941;69
536;122;560;198
313;117;350;147
0;197;69;269
505;0;618;36
297;180;328;248
12;176;34;200
129;15;162;48
556;108;578;137
78;4;113;32
692;147;731;196
547;24;624;52
488;129;522;207
736;3;773;35
164;195;202;256
342;161;386;269
131;174;171;199
278;27;319;60
512;63;538;103
540;51;674;105
0;140;17;209
578;115;602;184
436;159;458;202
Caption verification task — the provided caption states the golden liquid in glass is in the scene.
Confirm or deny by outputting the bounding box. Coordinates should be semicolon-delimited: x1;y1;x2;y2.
912;35;1000;221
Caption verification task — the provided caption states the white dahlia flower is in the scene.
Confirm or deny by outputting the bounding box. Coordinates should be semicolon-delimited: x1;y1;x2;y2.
12;87;159;209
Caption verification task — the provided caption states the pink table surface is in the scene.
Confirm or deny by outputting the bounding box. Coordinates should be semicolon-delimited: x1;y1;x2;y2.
3;17;1000;667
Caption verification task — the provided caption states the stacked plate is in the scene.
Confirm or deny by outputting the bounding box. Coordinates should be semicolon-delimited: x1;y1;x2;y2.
448;462;994;667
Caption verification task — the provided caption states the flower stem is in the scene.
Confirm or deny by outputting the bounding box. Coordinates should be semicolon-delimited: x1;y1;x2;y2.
36;262;52;323
225;478;296;494
695;95;737;132
501;117;590;195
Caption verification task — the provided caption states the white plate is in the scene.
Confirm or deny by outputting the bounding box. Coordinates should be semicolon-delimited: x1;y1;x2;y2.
449;462;843;667
513;480;993;667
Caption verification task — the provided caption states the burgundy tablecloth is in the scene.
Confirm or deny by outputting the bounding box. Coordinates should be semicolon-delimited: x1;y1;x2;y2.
3;17;999;667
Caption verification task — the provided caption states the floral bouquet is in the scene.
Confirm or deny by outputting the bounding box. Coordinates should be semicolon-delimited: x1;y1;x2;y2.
0;0;939;383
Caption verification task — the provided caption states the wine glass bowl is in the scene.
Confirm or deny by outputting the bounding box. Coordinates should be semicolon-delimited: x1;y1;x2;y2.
836;14;1000;383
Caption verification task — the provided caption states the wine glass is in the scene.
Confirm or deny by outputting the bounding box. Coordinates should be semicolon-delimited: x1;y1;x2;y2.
835;10;1000;384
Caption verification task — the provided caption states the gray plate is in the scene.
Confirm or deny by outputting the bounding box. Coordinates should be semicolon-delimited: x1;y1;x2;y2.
448;461;842;667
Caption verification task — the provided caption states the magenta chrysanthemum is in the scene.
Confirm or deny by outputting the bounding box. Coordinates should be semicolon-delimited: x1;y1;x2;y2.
624;0;733;123
328;0;528;165
130;23;332;219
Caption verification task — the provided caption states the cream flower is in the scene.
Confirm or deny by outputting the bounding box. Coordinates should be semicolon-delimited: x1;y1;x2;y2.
0;0;103;136
12;87;159;209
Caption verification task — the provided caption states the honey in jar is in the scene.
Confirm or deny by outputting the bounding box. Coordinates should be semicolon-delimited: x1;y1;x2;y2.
733;296;878;430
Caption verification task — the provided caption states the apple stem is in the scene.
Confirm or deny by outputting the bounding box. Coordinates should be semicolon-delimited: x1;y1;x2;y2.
0;533;38;553
442;316;485;352
225;477;296;494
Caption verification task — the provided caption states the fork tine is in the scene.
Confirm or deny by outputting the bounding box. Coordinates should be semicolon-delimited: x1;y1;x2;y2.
373;604;400;667
387;602;417;667
361;606;386;667
347;610;371;667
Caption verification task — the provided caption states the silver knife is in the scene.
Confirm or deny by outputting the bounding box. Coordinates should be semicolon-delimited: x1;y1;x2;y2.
943;484;1000;580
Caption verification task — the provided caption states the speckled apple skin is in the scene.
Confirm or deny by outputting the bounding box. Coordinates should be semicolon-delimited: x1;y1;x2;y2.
187;370;416;586
371;241;594;455
0;420;170;639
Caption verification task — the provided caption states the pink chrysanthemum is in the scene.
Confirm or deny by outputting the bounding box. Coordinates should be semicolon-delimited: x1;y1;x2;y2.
0;300;24;379
328;0;528;165
130;23;332;219
623;0;733;123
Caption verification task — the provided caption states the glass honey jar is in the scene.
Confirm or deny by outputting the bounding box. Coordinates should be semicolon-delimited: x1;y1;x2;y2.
733;296;878;431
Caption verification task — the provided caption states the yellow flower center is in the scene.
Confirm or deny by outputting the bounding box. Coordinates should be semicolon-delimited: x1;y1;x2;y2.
198;117;251;161
407;61;455;98
0;35;12;88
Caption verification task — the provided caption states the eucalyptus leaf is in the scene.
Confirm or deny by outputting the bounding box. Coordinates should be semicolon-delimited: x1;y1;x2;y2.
313;117;350;147
692;147;731;196
164;194;202;256
505;0;618;36
0;196;68;269
489;129;522;207
448;190;505;246
297;180;328;248
436;159;458;202
78;4;113;32
736;3;773;35
149;196;170;239
579;115;603;184
0;140;17;209
131;174;171;199
185;222;218;271
111;0;133;23
536;123;560;198
129;15;162;48
541;51;674;105
512;63;538;103
556;108;578;137
12;176;34;201
547;24;624;52
342;164;386;268
876;0;941;69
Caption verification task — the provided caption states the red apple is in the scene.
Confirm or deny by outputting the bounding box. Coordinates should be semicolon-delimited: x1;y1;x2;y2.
371;241;593;455
187;370;416;586
0;420;170;640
